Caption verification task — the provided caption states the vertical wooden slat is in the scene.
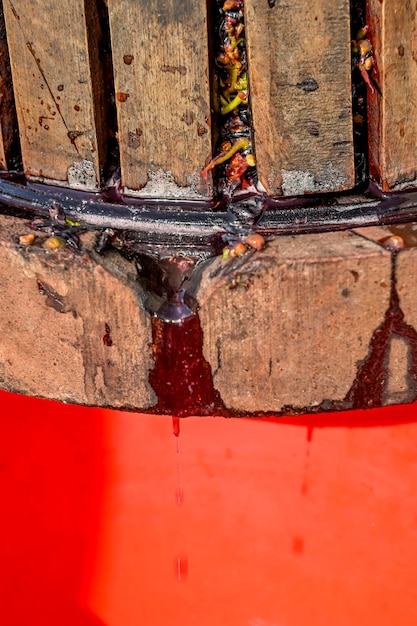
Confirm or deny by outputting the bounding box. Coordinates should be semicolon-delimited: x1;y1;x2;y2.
0;3;10;171
3;0;106;189
107;0;212;199
367;1;417;191
245;0;354;196
0;1;20;172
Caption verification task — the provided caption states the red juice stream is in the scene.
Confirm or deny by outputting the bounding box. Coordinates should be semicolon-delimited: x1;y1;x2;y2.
173;417;184;505
300;428;313;496
172;416;187;580
173;417;181;437
148;300;224;578
150;315;224;416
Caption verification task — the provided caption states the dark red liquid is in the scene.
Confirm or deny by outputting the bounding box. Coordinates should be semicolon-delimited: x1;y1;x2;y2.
172;416;180;436
345;254;417;408
102;323;113;347
174;555;188;581
149;315;224;417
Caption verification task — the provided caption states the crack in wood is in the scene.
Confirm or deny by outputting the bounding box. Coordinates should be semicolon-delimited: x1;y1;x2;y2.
25;41;80;155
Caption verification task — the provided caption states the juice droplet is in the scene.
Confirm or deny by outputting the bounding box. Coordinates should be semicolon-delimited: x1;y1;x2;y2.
173;417;184;504
174;555;188;581
175;486;184;505
172;416;180;437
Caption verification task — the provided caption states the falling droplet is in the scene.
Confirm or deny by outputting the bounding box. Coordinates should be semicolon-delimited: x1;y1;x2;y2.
292;536;305;555
175;486;184;505
171;416;186;575
301;428;312;495
174;555;188;581
175;454;183;505
173;416;180;437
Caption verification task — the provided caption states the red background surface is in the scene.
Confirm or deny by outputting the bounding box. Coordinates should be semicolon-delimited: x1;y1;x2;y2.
1;389;417;625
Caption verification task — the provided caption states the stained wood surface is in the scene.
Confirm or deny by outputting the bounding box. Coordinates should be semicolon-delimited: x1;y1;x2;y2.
1;213;417;413
198;231;390;412
3;0;106;189
367;0;417;190
107;0;212;199
245;0;355;196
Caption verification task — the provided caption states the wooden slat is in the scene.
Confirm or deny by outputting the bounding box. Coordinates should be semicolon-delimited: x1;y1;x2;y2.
0;11;8;172
0;124;6;172
107;0;212;199
245;0;355;196
367;1;417;190
0;6;7;172
0;2;20;171
3;0;106;189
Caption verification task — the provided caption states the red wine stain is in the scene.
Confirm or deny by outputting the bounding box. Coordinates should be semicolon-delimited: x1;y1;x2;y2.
344;253;417;409
103;323;113;346
146;247;417;421
149;314;224;417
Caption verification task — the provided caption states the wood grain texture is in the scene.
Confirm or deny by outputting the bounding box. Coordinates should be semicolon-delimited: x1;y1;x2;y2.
0;8;8;171
0;215;155;409
367;0;417;190
197;231;390;412
0;2;20;171
107;0;212;199
245;0;354;196
3;0;105;189
396;247;417;337
0;118;6;170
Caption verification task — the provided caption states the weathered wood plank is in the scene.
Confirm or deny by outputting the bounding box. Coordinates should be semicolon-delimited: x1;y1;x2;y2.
0;10;9;172
245;0;355;196
0;215;155;409
0;122;6;172
367;1;417;190
197;231;391;412
3;0;106;189
107;0;212;199
0;2;20;171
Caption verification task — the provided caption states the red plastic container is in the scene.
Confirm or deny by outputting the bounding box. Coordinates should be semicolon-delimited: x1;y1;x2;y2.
1;389;417;625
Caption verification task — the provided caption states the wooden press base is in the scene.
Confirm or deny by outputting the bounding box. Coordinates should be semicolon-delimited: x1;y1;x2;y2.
0;213;416;415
